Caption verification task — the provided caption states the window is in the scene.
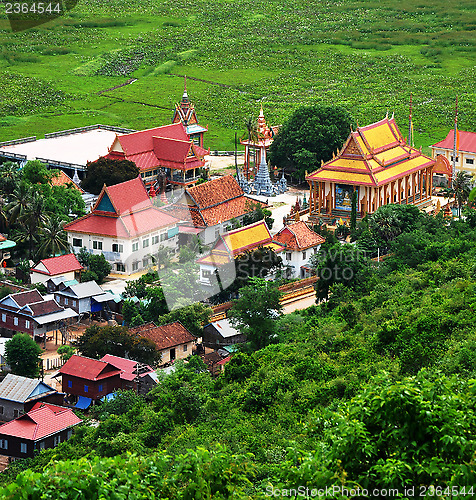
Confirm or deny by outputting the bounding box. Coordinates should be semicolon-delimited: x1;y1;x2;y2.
55;295;60;302
0;439;8;450
54;435;61;446
132;240;139;252
25;320;30;329
92;240;103;250
1;314;5;322
98;384;103;393
286;253;292;261
202;270;211;278
450;156;459;163
302;251;307;260
68;380;72;389
142;257;149;267
72;238;82;247
132;261;139;271
116;263;125;272
112;243;123;253
13;409;19;418
160;233;167;242
142;238;149;248
152;235;160;245
466;158;474;165
140;173;145;178
64;298;68;305
39;441;45;450
0;406;3;415
72;300;76;308
183;344;188;352
67;430;73;440
170;348;176;361
84;385;88;393
214;229;220;239
20;443;27;454
13;317;18;326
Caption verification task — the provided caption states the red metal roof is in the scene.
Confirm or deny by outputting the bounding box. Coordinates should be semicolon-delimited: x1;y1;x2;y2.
59;355;122;381
65;207;179;239
33;253;83;276
432;130;476;153
130;321;196;351
100;354;154;382
153;136;191;163
0;405;82;441
94;177;152;215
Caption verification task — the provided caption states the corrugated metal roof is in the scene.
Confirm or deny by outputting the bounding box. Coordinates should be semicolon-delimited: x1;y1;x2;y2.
0;374;56;403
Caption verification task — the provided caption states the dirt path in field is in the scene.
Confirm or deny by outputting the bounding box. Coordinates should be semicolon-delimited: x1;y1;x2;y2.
171;74;231;88
97;78;138;95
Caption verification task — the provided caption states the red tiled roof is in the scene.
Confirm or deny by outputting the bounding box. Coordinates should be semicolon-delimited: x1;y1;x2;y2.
10;290;43;307
186;176;244;209
0;405;82;441
33;253;83;276
65;207;179;239
129;321;196;351
117;123;189;156
274;222;325;251
59;355;122;381
199;196;265;226
28;300;63;317
95;177;151;215
432;130;476;153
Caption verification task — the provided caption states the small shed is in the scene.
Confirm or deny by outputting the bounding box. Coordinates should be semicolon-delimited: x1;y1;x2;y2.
202;319;246;348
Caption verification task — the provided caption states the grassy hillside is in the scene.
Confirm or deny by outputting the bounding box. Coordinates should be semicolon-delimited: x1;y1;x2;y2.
0;0;475;151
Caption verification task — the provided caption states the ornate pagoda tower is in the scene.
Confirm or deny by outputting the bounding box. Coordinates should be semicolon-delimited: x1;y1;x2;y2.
172;77;208;148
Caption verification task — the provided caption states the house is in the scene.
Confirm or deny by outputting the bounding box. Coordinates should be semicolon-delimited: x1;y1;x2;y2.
129;321;196;365
64;176;180;275
53;281;114;317
104;122;208;187
306;116;435;224
0;402;82;458
0;290;77;342
30;254;83;285
0;374;64;422
202;318;246;348
58;355;122;401
197;220;285;285
100;354;157;395
45;276;79;294
430;130;476;176
168;175;267;245
273;221;325;278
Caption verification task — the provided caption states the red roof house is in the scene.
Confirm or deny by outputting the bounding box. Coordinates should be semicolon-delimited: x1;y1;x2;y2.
30;253;83;285
430;130;476;176
64;176;180;275
58;355;122;400
104;122;209;187
129;321;196;365
0;403;82;458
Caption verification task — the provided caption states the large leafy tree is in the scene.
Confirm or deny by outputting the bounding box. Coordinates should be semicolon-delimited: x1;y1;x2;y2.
81;157;140;195
229;277;282;350
5;333;43;378
446;170;473;217
268;105;354;181
75;325;160;366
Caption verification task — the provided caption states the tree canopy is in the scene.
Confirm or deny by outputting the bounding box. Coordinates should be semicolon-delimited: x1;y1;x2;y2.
5;333;42;378
81;157;140;195
268;105;354;181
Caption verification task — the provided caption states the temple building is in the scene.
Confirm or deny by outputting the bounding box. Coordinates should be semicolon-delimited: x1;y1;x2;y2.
306;116;436;222
172;78;208;148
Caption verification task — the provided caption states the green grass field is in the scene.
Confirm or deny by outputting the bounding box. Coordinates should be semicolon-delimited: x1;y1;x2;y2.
0;0;475;151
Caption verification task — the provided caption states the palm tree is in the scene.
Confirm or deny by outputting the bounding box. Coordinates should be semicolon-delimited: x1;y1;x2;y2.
0;161;21;197
7;183;32;225
446;171;473;217
243;116;260;179
37;216;70;259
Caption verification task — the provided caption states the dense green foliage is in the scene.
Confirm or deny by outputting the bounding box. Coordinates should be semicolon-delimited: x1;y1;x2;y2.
80;157;140;195
5;333;42;378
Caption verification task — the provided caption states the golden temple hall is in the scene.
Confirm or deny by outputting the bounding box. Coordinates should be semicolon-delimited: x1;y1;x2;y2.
306;116;436;222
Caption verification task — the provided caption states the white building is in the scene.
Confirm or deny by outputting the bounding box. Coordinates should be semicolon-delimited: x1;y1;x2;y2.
430;130;476;176
64;177;180;275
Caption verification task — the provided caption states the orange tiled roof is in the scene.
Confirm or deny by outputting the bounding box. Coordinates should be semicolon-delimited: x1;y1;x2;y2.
274;222;325;251
129;321;196;351
306;116;435;187
50;170;83;193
